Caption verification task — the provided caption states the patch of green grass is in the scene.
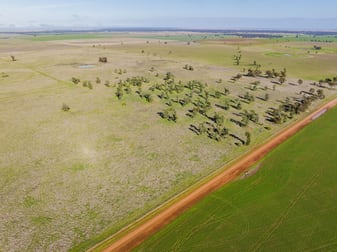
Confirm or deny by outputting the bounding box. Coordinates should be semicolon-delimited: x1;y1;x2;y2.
108;136;123;142
31;216;53;225
70;163;87;172
23;196;38;208
265;51;292;57
189;154;201;162
136;106;337;251
147;152;159;161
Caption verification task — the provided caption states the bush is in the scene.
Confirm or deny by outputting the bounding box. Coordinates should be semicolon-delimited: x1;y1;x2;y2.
104;80;110;87
71;77;80;84
62;103;70;112
143;93;153;103
161;108;177;122
116;88;123;100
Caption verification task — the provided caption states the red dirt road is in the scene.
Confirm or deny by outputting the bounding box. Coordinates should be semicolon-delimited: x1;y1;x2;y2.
100;98;337;252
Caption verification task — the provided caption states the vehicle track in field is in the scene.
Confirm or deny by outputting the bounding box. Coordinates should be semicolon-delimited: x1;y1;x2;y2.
96;98;337;252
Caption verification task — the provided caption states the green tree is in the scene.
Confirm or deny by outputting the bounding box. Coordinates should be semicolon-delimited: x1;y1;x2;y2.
279;76;286;84
144;93;153;103
71;77;80;84
265;93;269;101
233;49;242;65
265;70;274;78
317;89;325;99
104;80;110;87
214;91;222;99
245;132;251;145
213;112;224;127
116;87;123;100
224;88;230;96
87;81;93;90
199;122;207;135
162;108;177;122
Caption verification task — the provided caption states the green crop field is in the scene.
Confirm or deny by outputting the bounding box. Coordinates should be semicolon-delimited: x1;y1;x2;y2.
136;105;337;251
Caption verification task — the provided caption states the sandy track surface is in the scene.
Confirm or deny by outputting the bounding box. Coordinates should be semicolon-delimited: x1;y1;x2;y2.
99;98;337;252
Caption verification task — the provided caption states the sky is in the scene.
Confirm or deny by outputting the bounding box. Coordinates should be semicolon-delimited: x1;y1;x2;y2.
0;0;337;30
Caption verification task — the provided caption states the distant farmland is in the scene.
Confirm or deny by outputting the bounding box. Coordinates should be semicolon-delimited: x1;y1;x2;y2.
137;105;337;251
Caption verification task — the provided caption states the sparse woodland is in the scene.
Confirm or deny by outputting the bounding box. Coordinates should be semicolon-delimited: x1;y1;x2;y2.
70;61;336;146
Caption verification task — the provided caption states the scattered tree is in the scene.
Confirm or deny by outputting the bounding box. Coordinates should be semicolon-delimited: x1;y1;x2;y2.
233;47;242;65
104;80;110;87
264;93;269;101
161;108;177;122
143;93;153;103
71;77;80;84
245;132;251;145
116;87;123;100
183;64;194;71
87;81;93;89
99;57;107;63
279;76;286;84
317;89;325;99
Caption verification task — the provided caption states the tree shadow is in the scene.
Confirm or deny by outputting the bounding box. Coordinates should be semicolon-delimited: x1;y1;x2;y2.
189;124;201;135
230;133;245;145
157;112;164;118
256;96;266;101
230;118;245;127
215;104;230;111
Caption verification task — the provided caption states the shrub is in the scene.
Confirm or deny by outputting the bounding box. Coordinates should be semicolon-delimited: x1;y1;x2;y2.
104;80;110;87
62;103;70;112
71;77;80;84
143;93;153;103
